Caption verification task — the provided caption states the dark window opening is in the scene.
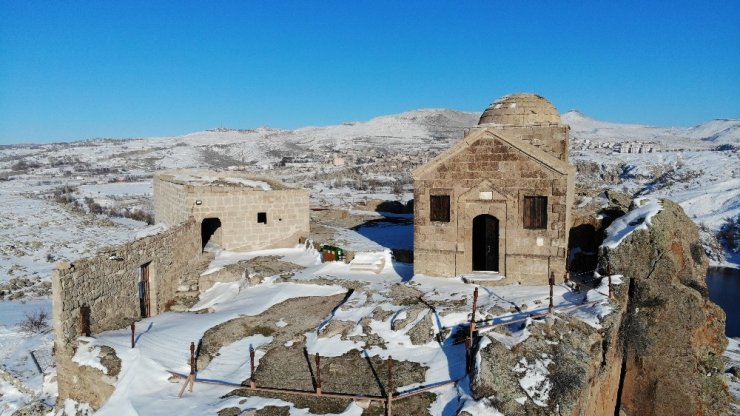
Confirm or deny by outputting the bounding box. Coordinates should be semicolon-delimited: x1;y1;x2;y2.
257;212;267;224
201;218;221;250
523;196;547;229
430;195;450;222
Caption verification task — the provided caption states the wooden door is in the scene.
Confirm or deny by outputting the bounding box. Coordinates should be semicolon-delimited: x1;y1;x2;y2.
472;215;499;272
139;263;150;318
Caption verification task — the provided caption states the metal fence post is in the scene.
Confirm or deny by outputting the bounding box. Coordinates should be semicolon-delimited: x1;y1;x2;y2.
178;341;196;398
315;353;322;396
249;345;256;389
466;287;479;372
386;356;393;416
548;272;555;315
189;341;195;392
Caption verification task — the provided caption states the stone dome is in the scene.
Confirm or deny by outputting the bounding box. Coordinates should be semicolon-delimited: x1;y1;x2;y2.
478;93;561;125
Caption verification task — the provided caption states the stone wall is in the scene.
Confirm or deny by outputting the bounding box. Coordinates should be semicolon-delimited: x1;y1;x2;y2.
152;175;189;227
154;170;310;251
52;219;201;351
414;129;574;284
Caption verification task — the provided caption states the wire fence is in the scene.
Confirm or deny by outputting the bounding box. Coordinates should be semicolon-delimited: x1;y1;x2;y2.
169;276;617;416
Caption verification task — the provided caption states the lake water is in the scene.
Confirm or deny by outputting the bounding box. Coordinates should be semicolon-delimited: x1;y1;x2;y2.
706;267;740;337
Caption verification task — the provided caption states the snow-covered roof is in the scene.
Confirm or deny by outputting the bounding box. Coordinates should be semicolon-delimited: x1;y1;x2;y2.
478;93;561;126
156;169;288;191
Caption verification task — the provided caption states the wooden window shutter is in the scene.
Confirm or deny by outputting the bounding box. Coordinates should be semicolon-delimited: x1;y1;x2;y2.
430;195;450;222
524;196;547;229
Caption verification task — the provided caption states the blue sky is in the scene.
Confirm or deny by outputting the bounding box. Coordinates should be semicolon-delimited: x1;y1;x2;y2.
1;1;738;144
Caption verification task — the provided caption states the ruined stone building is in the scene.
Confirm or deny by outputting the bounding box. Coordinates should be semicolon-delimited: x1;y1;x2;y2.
52;170;310;404
154;170;310;251
413;93;575;283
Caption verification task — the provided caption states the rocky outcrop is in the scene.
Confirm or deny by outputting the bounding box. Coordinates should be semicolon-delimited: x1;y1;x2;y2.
198;256;303;292
196;293;348;370
601;199;729;416
56;344;121;410
472;295;627;416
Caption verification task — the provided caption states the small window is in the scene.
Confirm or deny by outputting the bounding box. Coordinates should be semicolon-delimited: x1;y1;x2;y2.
257;212;267;224
430;195;450;222
523;196;547;229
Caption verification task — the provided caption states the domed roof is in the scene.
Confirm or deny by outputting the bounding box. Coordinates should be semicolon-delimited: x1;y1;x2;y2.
478;93;561;125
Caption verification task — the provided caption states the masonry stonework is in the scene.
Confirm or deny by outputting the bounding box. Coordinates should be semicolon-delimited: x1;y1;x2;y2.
154;170;310;251
52;219;202;405
413;93;576;284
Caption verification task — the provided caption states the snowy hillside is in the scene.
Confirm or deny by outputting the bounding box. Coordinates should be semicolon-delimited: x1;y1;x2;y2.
0;107;736;289
564;110;739;265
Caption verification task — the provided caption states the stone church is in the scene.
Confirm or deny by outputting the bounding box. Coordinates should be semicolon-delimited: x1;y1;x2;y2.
413;93;575;284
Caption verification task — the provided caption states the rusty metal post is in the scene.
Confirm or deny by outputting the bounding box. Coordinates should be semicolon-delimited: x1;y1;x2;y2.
179;342;197;397
607;262;613;298
189;341;195;393
548;272;555;315
315;353;322;396
466;287;479;373
471;287;478;331
130;322;135;348
249;345;256;389
386;356;393;416
190;342;196;374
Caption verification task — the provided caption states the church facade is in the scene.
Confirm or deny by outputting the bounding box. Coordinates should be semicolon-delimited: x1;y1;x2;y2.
413;93;575;284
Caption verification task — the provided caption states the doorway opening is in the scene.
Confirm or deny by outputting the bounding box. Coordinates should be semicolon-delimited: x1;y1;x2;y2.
139;262;151;318
201;218;222;250
472;214;499;272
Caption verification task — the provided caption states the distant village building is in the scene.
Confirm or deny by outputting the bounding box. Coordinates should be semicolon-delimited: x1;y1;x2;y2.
154;169;310;251
413;93;575;283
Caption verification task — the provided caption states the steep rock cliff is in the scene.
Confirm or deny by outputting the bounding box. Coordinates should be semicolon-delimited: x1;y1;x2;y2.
601;199;729;415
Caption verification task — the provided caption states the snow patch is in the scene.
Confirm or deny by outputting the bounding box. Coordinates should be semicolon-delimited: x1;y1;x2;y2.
602;198;662;248
513;356;553;407
72;342;107;374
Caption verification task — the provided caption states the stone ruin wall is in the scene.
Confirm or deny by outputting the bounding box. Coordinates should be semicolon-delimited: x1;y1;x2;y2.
191;187;310;251
154;175;310;251
154;174;310;251
152;174;190;227
52;219;201;351
52;219;202;407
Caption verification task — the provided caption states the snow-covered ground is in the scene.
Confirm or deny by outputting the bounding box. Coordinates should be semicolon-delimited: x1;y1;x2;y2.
0;180;150;288
0;300;55;415
74;242;613;415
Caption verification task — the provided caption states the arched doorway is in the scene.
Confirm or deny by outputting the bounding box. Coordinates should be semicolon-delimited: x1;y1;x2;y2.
472;214;499;272
201;218;221;250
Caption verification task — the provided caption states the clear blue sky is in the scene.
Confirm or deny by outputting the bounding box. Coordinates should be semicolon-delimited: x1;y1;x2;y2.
1;1;738;144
